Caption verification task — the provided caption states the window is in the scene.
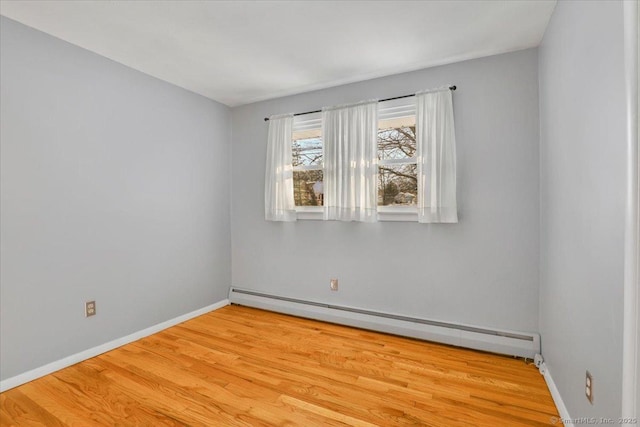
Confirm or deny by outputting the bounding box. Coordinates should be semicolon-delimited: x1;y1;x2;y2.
292;114;323;207
377;99;417;207
290;99;418;220
266;90;456;223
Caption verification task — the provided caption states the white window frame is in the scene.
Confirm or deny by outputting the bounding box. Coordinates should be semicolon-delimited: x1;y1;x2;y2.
377;97;418;220
292;113;323;219
292;98;419;221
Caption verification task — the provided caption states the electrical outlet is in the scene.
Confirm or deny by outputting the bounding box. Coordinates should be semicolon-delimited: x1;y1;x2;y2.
85;301;96;317
330;278;338;291
585;370;593;404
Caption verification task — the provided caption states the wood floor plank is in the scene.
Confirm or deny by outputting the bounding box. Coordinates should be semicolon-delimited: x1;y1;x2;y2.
0;391;64;427
0;305;561;426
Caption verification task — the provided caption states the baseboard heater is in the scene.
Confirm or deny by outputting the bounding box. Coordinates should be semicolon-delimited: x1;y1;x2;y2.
228;287;540;359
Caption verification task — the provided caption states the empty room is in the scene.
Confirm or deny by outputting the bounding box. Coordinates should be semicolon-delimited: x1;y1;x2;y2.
1;0;638;426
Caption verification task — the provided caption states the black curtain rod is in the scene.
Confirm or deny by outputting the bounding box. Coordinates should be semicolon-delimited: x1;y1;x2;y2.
263;85;456;122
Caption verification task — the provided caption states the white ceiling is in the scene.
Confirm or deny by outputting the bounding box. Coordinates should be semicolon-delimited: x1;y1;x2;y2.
0;0;556;107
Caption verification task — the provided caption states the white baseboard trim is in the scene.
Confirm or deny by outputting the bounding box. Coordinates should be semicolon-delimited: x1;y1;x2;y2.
540;362;573;427
0;299;229;392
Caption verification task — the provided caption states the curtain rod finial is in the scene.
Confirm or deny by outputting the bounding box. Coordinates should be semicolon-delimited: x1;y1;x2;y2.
450;85;457;91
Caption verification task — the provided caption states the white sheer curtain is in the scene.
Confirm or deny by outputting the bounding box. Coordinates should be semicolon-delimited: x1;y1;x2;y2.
264;114;296;222
416;89;458;223
322;100;378;222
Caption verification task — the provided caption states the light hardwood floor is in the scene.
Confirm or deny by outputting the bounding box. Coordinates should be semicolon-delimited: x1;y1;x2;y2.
1;305;560;426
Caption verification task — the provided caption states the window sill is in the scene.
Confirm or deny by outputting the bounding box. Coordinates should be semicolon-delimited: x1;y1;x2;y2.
294;206;418;222
296;207;324;221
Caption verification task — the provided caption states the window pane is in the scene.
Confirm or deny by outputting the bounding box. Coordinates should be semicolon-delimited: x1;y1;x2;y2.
292;128;322;167
378;116;416;160
294;170;323;206
378;163;417;206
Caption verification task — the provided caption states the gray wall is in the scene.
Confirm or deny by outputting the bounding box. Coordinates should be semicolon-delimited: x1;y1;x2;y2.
231;49;540;333
0;17;231;380
539;1;626;420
